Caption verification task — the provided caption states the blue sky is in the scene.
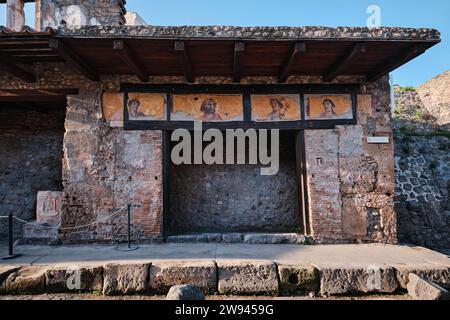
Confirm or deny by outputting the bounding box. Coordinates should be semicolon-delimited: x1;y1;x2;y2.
1;0;448;86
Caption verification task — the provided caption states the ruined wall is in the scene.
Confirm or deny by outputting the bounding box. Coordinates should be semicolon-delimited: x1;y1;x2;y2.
0;104;65;239
394;136;450;249
62;90;163;242
305;78;396;244
168;132;301;234
393;89;450;249
38;0;126;29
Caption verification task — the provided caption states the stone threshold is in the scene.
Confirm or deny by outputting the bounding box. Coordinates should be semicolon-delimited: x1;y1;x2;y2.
1;260;449;298
166;233;310;245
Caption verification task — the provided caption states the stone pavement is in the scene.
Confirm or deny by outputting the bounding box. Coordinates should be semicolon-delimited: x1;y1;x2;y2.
0;244;449;297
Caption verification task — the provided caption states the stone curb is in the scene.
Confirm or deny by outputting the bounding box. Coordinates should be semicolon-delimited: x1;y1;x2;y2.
0;262;448;297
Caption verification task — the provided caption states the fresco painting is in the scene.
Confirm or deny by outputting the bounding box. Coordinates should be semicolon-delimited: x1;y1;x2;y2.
127;93;167;121
251;95;301;121
102;92;124;127
172;94;244;121
305;94;353;120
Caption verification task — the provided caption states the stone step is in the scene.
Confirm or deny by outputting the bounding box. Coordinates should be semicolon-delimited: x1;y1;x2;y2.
166;233;309;245
1;261;449;298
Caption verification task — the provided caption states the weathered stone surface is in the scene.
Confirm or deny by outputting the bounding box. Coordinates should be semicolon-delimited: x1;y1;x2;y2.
168;133;300;233
0;266;47;295
218;262;278;295
166;235;199;243
407;273;449;300
166;285;205;301
149;261;217;294
395;266;450;289
23;222;59;241
46;266;103;293
222;233;244;243
36;191;63;227
103;263;150;295
59;26;441;42
39;0;126;29
319;265;398;295
278;265;319;294
0;266;21;285
244;233;306;245
0;105;65;240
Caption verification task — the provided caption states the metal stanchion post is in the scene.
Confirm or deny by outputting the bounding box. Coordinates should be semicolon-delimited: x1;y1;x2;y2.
128;204;131;249
115;204;139;252
2;213;22;260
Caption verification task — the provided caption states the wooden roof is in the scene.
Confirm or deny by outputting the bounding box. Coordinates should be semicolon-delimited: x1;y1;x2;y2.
0;25;441;84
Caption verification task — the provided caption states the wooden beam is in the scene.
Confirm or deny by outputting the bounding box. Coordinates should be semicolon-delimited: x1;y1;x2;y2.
49;38;99;81
367;44;427;82
278;42;306;83
233;42;245;83
174;41;194;83
113;40;148;82
323;42;366;82
0;52;36;82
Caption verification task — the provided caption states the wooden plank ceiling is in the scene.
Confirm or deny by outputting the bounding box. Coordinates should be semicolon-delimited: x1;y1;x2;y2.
0;27;440;84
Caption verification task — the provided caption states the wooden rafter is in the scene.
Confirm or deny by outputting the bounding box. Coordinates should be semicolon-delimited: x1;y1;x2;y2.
323;42;366;82
174;41;194;83
0;51;36;82
278;42;306;83
367;44;427;82
233;42;245;83
49;38;99;81
113;40;148;82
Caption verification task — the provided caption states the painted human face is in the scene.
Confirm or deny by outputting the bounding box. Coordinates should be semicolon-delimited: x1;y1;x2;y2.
270;99;283;112
202;100;216;114
323;100;334;112
128;100;140;116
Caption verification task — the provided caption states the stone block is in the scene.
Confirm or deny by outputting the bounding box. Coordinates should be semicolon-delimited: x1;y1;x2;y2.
407;273;449;300
222;233;244;243
319;265;398;295
167;235;199;243
166;285;205;301
103;263;150;295
244;233;306;245
46;266;103;293
0;266;47;295
278;265;319;294
36;191;62;227
395;266;450;289
218;262;279;295
23;222;59;240
0;266;21;285
149;261;217;294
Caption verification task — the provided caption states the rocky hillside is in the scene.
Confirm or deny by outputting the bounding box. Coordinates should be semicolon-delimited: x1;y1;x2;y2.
417;70;450;127
393;72;450;249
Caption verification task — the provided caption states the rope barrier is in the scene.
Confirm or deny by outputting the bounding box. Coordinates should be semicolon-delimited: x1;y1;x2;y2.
12;204;129;230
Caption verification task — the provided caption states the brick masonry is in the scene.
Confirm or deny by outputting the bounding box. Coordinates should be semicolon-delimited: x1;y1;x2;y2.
0;59;397;243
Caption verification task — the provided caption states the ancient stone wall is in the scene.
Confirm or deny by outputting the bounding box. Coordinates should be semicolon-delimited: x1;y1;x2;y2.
38;0;126;30
62;90;163;242
168;132;301;234
0;104;65;239
393;88;450;249
305;78;396;244
394;136;450;249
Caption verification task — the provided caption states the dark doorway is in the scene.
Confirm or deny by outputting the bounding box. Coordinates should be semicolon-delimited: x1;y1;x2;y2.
166;130;302;235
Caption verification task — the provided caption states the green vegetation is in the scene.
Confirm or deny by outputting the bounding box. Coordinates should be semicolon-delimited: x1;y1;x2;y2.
395;126;450;139
398;86;416;92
